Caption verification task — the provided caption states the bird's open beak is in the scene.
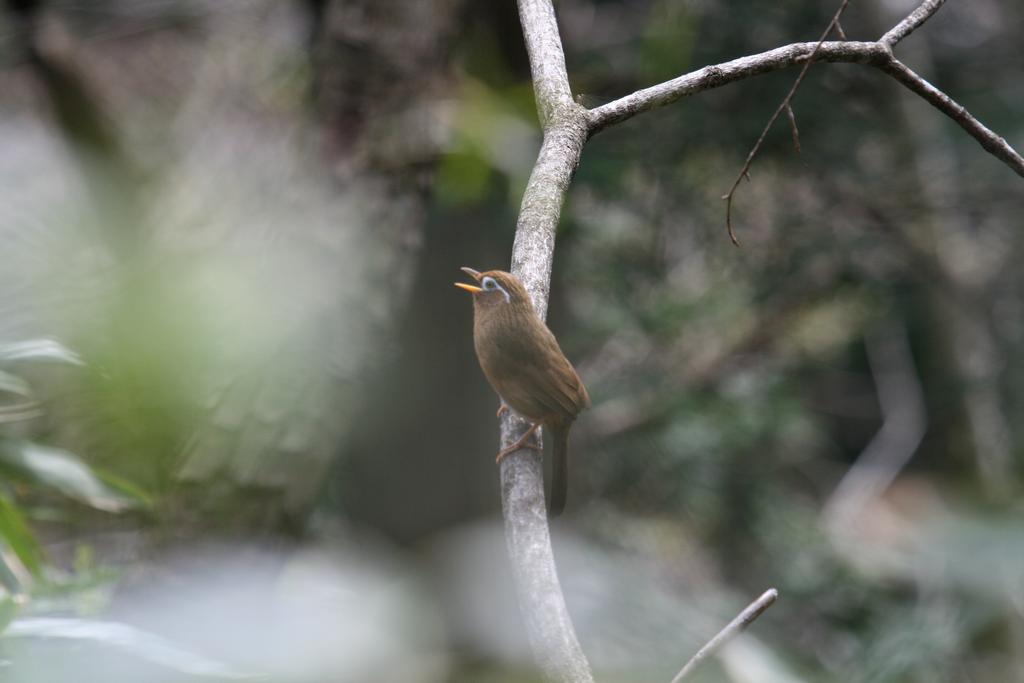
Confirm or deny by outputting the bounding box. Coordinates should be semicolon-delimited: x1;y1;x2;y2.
454;267;483;293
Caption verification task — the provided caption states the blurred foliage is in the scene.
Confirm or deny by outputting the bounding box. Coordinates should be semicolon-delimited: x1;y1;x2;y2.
0;0;1022;681
0;338;145;636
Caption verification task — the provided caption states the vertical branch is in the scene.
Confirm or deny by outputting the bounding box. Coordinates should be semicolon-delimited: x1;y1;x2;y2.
511;112;590;319
517;0;574;126
501;111;590;683
500;1;594;681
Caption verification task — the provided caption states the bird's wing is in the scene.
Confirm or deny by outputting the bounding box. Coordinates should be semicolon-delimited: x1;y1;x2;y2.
498;323;588;420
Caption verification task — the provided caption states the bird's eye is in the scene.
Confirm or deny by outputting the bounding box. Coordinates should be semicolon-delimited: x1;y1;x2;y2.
482;277;496;290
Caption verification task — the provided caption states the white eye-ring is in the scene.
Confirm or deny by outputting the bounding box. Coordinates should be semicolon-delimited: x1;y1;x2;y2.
481;276;510;303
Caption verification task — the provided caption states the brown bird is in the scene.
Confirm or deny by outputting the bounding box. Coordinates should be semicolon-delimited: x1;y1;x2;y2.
455;267;589;516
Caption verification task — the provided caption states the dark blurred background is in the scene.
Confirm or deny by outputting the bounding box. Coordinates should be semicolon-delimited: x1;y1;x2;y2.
0;0;1022;681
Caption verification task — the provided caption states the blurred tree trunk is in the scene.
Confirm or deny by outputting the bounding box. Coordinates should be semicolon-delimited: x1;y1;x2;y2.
307;0;499;540
3;0;476;537
326;2;543;541
179;0;474;535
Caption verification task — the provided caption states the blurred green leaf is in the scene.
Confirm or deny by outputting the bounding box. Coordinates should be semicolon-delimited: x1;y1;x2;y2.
0;493;43;577
0;549;23;595
0;593;17;633
0;339;83;366
0;370;31;397
94;470;153;509
0;439;145;513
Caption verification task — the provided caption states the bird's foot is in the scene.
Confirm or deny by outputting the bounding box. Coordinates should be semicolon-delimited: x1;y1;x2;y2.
495;422;542;464
496;403;509;418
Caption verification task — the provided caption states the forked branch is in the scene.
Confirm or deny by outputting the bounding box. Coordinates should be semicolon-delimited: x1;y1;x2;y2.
584;0;1022;243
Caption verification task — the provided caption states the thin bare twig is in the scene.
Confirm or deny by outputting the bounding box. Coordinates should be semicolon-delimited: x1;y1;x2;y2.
670;589;779;683
785;104;801;153
722;0;851;245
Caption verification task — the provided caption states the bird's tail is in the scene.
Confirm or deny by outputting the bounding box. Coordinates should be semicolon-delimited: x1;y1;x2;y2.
549;425;569;517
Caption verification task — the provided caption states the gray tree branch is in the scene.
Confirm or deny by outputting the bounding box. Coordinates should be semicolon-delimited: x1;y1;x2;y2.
585;0;1024;178
880;0;946;47
501;4;593;682
587;41;888;132
669;589;779;683
876;58;1024;176
517;0;574;127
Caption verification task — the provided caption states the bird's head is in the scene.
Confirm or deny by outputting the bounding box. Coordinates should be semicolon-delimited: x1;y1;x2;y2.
455;267;531;312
